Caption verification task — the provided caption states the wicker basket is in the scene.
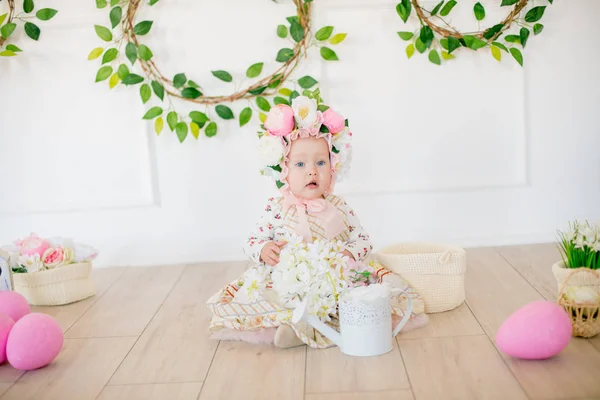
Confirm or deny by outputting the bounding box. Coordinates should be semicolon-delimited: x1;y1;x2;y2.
12;262;96;306
374;242;466;313
554;263;600;338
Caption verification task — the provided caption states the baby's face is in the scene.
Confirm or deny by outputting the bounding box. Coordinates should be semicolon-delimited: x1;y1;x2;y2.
286;137;331;200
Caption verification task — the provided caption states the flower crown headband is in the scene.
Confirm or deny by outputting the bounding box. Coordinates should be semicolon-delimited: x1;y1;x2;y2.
257;91;352;194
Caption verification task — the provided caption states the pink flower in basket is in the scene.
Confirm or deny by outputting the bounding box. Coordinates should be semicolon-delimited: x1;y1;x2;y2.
42;247;68;269
14;233;51;258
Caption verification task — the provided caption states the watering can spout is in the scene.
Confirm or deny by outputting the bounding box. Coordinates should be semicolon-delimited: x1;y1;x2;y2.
291;300;343;347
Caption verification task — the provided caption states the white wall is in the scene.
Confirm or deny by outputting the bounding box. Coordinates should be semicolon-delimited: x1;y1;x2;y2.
1;0;599;268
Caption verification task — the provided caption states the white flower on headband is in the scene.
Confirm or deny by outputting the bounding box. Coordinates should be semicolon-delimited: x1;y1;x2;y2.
335;145;353;182
332;127;351;151
258;134;285;168
291;96;318;129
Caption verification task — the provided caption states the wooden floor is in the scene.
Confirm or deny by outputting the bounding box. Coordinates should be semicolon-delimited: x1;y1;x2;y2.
1;243;600;400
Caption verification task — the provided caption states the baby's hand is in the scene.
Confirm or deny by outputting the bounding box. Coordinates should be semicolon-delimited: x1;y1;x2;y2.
260;240;287;266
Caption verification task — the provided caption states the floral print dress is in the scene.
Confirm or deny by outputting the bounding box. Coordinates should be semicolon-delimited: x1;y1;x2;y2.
206;194;426;348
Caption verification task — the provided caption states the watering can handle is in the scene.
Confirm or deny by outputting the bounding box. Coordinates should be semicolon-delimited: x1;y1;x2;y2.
391;288;413;338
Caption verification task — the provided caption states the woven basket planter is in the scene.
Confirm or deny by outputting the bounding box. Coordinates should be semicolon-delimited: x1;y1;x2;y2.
374;242;466;313
553;261;600;338
12;262;96;306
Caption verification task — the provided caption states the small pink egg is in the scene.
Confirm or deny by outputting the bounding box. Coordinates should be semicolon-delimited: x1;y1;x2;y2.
496;300;572;360
7;313;64;371
0;291;31;323
0;313;15;364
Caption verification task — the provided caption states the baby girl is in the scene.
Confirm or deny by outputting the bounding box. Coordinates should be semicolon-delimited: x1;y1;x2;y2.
206;93;426;349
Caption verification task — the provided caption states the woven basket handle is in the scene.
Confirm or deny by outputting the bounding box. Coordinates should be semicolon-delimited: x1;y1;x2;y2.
557;267;600;298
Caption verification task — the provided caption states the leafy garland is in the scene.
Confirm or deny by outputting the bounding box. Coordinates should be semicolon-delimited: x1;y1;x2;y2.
396;0;553;66
0;0;58;57
89;0;347;142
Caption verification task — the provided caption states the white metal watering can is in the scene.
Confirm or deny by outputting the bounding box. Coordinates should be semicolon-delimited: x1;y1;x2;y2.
292;283;412;357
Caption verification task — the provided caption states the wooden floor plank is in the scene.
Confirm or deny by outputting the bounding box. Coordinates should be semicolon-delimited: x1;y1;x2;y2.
0;383;11;397
97;383;203;400
306;391;414;400
398;303;483;340
199;342;305;400
109;262;245;385
66;266;185;338
466;247;600;399
399;335;527;400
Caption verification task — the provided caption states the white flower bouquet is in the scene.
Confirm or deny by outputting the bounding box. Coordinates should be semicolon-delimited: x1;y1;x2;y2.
557;220;600;270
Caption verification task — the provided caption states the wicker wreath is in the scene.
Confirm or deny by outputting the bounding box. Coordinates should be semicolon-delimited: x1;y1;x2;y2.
0;0;58;57
90;0;346;141
396;0;552;66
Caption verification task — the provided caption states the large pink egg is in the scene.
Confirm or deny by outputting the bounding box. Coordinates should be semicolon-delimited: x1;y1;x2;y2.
0;313;15;364
496;300;572;360
7;313;64;371
0;291;31;322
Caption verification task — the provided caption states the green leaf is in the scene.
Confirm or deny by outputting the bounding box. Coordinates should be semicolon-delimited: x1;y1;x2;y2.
6;44;22;52
94;25;112;42
95;66;113;82
215;105;234;120
0;50;16;57
447;36;461;53
110;73;120;88
276;48;294;62
329;33;346;44
154;117;164;135
298;75;318;89
124;42;137;65
246;62;264;78
268;74;282;88
415;37;426;53
396;0;412;23
140;84;151;104
492;42;508;52
315;26;334;41
1;23;17;39
205;122;217;137
290;18;304;42
276;25;288;38
491;45;501;61
419;26;434;48
483;23;504;40
24;22;40;40
249;86;267;95
167;112;178;131
286;16;299;25
463;35;487;50
320;47;339;61
122;74;144;85
256;97;271;112
406;43;415;59
188;80;201;89
397;31;413;41
143;106;163;120
440;0;456;16
109;6;122;28
274;96;290;106
133;21;153;35
510;47;523;66
428;49;441;65
149;0;159;5
173;73;187;88
0;13;7;26
212;70;232;82
111;0;119;6
473;2;485;21
181;87;202;99
441;51;455;60
439;38;448;50
239;107;252;127
117;63;129;80
505;34;521;44
176;122;188;143
290;90;300;100
152;80;164;100
88;47;103;60
279;88;293;97
430;1;444;15
317;105;329;113
525;6;546;23
96;0;107;8
500;0;518;5
24;0;34;13
534;23;544;35
520;27;530;47
190;122;200;139
36;8;58;21
138;44;153;61
189;111;209;125
102;48;118;64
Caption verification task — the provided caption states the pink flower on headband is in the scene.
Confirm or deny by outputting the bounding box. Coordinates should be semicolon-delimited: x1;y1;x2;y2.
322;108;345;134
264;104;295;137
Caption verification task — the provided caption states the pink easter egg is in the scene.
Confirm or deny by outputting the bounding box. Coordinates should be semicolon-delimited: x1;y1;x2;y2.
7;313;64;371
0;291;31;323
0;313;15;364
496;300;572;360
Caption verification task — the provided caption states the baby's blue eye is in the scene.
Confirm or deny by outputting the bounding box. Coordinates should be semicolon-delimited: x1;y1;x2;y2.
317;161;326;166
296;162;304;167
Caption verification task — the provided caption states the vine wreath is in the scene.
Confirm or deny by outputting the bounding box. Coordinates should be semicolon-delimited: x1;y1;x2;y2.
396;0;553;66
90;0;347;142
0;0;58;57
